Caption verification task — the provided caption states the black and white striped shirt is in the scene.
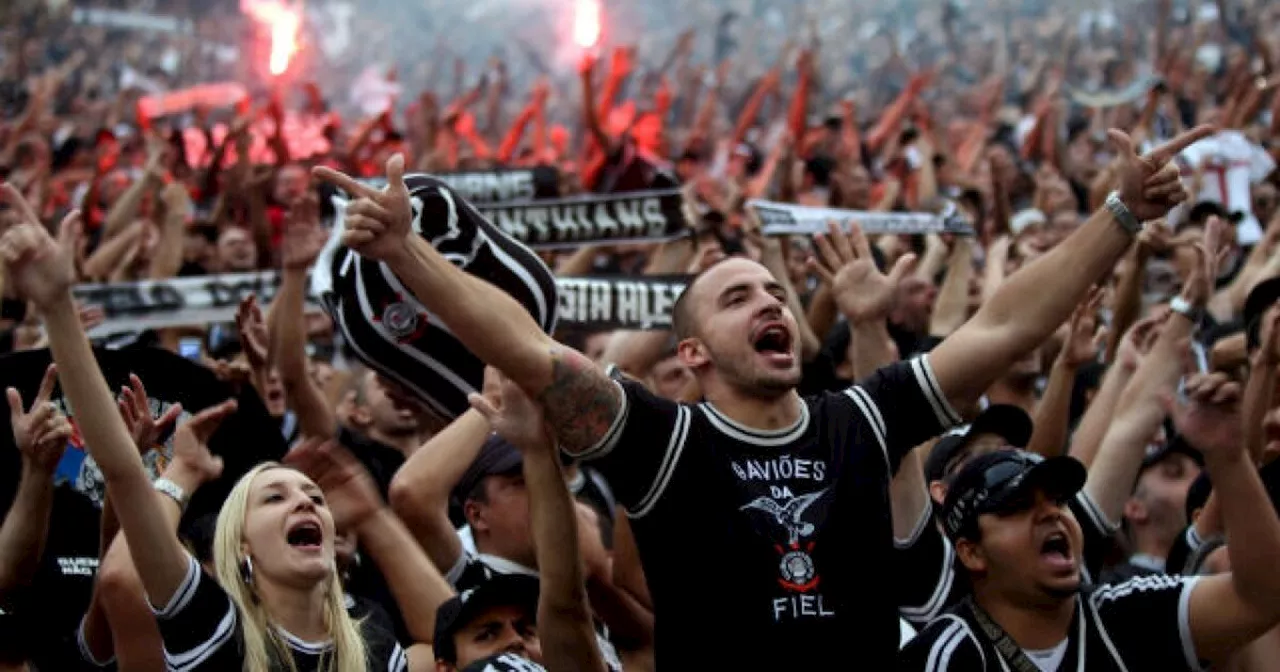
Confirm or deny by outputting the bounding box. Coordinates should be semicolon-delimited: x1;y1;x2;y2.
569;355;963;670
150;555;408;672
899;575;1205;671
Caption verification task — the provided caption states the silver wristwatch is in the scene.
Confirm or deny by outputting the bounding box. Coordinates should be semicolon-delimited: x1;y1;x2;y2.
1169;295;1203;324
153;478;188;511
1105;190;1142;236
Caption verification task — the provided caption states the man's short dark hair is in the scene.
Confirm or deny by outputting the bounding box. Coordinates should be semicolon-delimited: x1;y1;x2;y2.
672;278;700;340
673;261;724;340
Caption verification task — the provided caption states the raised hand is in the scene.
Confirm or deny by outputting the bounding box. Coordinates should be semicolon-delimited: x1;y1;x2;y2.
286;437;383;533
1136;219;1173;256
118;373;184;454
1180;215;1229;308
808;219;917;323
1108;124;1215;222
206;357;254;389
165;399;237;487
7;364;71;473
235;295;270;372
1115;311;1166;372
282;193;327;271
1166;372;1242;459
467;367;552;454
0;184;78;308
1061;288;1104;368
312;154;413;264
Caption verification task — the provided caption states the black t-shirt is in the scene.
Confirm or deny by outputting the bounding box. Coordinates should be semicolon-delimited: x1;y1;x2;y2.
899;575;1205;671
10;488;104;672
152;555;408;672
571;356;964;669
896;490;1118;627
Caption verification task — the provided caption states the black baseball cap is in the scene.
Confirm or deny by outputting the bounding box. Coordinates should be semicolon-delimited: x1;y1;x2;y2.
1186;201;1244;228
924;405;1034;484
433;575;540;664
454;434;524;504
1138;436;1204;479
941;450;1087;540
1243;276;1280;351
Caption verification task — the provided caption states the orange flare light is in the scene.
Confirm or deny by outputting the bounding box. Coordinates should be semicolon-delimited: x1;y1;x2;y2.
242;0;301;76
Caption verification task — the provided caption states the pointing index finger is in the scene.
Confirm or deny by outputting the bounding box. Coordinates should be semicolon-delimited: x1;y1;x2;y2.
35;364;57;405
0;183;39;225
1145;124;1216;165
311;166;380;200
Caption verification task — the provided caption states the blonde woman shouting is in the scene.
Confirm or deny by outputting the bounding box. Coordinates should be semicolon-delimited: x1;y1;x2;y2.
0;184;445;671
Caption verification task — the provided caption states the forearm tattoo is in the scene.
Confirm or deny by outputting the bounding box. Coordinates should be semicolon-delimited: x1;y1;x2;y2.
537;347;622;454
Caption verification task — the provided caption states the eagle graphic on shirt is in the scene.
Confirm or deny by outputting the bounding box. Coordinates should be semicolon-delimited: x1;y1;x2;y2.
740;489;826;545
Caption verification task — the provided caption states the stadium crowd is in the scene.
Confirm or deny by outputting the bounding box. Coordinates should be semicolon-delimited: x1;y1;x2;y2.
3;0;1280;669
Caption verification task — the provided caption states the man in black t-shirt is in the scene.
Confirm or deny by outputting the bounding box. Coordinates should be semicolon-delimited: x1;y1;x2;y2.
313;124;1209;668
897;406;1117;628
902;388;1280;672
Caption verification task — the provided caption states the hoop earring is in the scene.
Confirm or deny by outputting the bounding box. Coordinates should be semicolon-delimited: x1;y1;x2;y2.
240;556;255;585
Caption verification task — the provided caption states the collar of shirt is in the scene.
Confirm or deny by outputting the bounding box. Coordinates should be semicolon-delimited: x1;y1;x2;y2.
1128;553;1166;572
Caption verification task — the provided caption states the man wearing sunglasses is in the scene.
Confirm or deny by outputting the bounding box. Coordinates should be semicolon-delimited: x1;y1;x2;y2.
902;373;1280;671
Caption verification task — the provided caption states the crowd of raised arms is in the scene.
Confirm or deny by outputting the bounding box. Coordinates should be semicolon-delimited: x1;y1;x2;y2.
3;0;1280;670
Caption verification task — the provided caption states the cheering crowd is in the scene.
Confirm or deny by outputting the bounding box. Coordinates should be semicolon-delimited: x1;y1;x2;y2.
5;0;1280;670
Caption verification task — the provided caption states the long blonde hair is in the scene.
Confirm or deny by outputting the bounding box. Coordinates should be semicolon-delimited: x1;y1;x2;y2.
213;463;369;672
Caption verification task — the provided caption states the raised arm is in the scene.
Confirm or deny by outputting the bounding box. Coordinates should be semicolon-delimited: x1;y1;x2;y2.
274;194;337;440
1084;219;1223;523
1172;375;1280;665
1068;314;1156;468
388;408;489;572
82;374;188;670
0;186;191;609
1025;292;1102;458
0;365;70;598
468;373;608;672
313;157;622;455
928;126;1214;411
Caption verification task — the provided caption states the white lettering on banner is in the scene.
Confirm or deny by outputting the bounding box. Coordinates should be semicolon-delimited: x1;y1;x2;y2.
556;278;685;330
483;197;670;246
74;272;686;335
57;557;100;577
748;199;974;237
731;457;827;483
437;172;536;204
772;594;836;622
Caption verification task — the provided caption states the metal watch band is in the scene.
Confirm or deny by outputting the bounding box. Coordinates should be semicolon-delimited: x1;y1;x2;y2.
1169;295;1203;324
153;478;188;510
1105;190;1142;236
